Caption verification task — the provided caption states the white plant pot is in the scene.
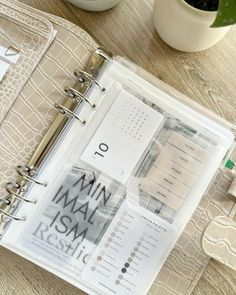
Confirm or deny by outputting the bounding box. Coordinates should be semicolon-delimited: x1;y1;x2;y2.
67;0;121;11
153;0;231;52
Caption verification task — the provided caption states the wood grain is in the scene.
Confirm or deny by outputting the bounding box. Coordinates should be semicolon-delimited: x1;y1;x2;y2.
1;0;236;294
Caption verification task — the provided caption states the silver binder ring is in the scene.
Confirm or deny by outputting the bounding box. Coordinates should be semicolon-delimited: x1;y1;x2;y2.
16;165;47;187
64;87;96;108
0;198;11;206
5;182;37;204
0;209;26;222
74;70;106;92
54;103;86;125
96;48;111;61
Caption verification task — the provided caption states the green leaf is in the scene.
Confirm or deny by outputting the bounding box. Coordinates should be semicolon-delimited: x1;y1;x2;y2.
211;0;236;27
225;159;235;170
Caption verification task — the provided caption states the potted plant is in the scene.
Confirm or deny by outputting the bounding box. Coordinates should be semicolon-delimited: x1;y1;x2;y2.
153;0;236;52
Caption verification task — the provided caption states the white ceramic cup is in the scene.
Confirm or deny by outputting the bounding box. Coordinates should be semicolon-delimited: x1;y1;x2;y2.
67;0;122;11
153;0;230;52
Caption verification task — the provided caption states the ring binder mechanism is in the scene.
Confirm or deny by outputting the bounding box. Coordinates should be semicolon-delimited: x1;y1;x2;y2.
54;103;87;124
96;48;111;60
74;70;106;92
0;208;26;222
0;199;10;206
5;182;37;204
16;165;47;187
0;48;112;227
64;87;96;108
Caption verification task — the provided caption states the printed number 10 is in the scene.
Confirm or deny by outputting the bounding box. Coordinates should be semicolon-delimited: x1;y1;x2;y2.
95;143;109;158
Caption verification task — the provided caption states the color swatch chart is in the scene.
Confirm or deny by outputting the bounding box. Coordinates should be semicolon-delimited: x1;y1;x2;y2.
82;200;174;295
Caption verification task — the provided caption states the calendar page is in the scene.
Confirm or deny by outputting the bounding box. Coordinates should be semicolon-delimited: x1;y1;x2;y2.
81;90;164;184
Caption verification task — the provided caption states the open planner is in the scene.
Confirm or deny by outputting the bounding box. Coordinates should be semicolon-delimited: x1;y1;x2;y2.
0;48;235;295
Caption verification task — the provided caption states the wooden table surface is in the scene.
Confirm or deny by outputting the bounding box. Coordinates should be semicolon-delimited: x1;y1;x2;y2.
1;0;236;294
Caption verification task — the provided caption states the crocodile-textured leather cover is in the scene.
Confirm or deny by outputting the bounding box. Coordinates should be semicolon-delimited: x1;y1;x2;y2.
0;0;97;199
0;1;235;295
0;0;54;123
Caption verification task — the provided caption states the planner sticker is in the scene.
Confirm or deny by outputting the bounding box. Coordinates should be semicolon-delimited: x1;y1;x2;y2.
81;90;164;184
141;131;211;211
82;200;174;295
